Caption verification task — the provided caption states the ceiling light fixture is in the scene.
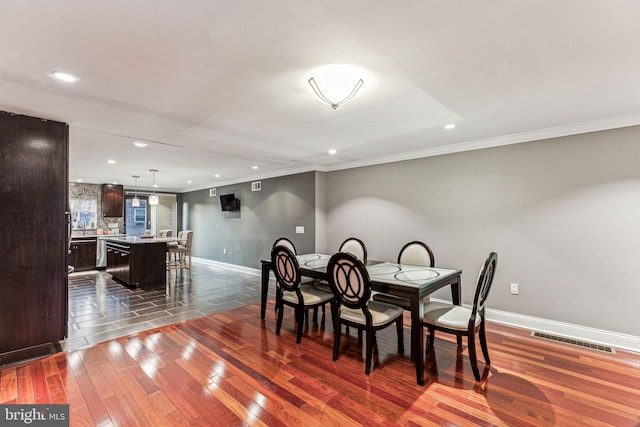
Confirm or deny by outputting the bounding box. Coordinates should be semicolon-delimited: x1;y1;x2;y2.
51;71;78;83
133;141;147;148
445;123;456;130
107;159;116;164
131;175;141;207
252;166;259;170
149;169;159;205
328;149;337;155
308;77;364;110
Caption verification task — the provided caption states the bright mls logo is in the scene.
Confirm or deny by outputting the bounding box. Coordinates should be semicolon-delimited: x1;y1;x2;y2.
0;405;69;426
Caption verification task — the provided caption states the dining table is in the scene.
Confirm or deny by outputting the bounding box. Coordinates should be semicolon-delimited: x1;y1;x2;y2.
260;253;462;386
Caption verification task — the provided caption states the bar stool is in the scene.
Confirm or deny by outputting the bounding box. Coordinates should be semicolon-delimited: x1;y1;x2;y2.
167;230;193;282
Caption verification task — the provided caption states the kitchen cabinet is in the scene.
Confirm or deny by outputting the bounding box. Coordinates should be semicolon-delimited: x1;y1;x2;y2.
102;184;124;217
68;238;97;272
0;110;68;364
106;239;166;289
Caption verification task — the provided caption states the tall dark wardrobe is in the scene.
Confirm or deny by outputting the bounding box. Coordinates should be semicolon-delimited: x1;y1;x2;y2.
0;110;69;365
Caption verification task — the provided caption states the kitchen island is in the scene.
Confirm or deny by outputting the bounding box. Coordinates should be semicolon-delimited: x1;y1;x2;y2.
104;236;176;289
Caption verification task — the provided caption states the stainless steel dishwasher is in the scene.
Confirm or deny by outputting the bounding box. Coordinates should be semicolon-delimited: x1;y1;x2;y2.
96;237;107;268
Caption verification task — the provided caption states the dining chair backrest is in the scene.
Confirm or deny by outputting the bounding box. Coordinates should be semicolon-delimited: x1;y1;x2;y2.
471;252;498;318
159;229;172;237
338;237;367;264
272;237;296;255
397;241;434;267
327;251;371;310
271;245;301;293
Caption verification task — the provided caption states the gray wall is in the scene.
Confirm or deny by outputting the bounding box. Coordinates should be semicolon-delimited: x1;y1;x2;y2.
179;171;317;269
325;126;640;336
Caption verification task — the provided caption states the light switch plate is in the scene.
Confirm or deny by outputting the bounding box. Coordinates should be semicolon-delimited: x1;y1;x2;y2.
295;226;304;234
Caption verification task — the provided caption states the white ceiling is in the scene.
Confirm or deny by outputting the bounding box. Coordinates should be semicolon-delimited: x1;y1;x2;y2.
2;1;640;193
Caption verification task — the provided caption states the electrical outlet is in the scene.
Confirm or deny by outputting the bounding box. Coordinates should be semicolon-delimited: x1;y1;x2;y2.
223;248;227;254
510;283;519;295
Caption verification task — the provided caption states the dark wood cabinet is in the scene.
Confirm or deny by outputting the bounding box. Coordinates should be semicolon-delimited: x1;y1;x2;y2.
106;240;166;289
102;184;124;217
0;110;68;364
68;238;97;272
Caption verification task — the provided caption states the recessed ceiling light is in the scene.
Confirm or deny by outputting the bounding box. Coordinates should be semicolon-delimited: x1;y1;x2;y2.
445;123;456;130
252;166;259;170
187;180;192;184
153;184;158;188
214;174;220;178
107;159;116;164
51;71;78;83
329;149;337;155
76;178;83;182
112;182;118;185
133;141;147;148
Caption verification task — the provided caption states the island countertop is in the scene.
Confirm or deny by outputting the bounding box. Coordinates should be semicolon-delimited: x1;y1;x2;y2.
103;236;180;245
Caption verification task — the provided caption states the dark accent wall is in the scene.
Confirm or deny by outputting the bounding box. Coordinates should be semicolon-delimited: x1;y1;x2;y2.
178;172;316;269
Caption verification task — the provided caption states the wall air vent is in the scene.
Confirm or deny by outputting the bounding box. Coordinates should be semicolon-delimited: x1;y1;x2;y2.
531;331;615;354
251;181;261;191
209;188;216;197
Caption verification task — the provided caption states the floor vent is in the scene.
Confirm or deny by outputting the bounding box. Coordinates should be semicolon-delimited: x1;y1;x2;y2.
531;331;615;354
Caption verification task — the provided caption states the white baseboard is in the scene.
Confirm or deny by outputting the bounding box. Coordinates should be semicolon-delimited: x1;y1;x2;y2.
191;257;262;277
192;258;640;354
430;297;640;354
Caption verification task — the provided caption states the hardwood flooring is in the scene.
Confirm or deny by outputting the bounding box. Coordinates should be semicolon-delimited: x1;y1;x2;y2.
2;264;640;426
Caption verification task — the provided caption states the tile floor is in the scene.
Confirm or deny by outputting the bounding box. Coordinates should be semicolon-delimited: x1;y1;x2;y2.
64;261;270;351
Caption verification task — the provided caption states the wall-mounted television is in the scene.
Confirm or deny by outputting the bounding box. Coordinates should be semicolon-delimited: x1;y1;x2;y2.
220;193;240;211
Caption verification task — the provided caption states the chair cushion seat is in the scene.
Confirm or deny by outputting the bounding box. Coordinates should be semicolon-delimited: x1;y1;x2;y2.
422;301;481;330
282;284;334;305
310;281;331;292
340;301;403;327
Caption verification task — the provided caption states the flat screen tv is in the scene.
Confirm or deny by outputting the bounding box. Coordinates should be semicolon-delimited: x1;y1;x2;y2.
220;193;240;211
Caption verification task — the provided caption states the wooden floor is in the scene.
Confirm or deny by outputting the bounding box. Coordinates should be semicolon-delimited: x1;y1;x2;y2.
2;266;640;426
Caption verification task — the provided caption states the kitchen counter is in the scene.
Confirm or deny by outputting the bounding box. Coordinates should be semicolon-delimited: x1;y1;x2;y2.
103;236;179;244
72;233;126;239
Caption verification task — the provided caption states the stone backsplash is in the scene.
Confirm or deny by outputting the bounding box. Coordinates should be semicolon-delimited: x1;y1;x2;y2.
69;182;124;233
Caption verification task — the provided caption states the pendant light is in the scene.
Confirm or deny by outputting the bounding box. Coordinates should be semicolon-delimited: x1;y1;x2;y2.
131;175;141;207
149;169;159;205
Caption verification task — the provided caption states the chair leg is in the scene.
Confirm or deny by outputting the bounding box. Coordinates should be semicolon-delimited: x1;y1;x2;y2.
373;333;378;355
333;326;342;361
295;307;304;343
275;299;284;335
396;317;404;355
330;300;341;361
468;332;481;381
365;329;374;375
274;285;281;313
187;252;192;280
479;321;490;365
358;329;363;343
427;326;436;351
